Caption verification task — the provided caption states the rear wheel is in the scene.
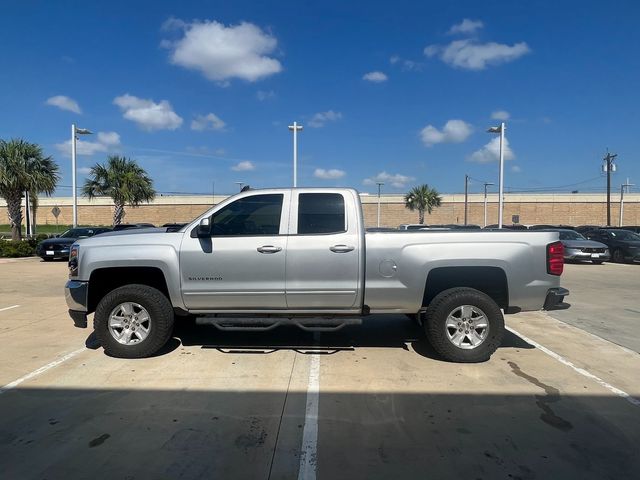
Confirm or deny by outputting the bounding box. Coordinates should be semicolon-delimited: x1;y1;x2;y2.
94;284;174;358
425;287;504;363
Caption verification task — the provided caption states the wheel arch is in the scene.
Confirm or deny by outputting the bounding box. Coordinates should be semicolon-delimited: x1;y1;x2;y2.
423;266;508;310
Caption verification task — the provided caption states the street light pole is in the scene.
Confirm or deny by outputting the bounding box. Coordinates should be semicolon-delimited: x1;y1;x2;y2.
376;182;384;227
71;124;92;227
288;121;303;187
619;179;634;227
603;151;617;226
464;174;469;225
487;123;506;228
483;182;494;228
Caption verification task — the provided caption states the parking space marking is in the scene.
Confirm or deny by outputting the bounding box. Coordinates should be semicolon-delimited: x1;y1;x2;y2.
507;326;640;407
0;347;86;395
0;305;20;313
298;354;320;480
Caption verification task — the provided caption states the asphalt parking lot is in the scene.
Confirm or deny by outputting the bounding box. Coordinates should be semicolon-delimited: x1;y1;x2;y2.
1;258;639;479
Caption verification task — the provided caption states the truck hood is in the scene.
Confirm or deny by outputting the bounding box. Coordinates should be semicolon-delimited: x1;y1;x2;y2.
562;239;608;249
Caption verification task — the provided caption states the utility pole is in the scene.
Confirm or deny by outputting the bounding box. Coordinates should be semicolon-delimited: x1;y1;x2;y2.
376;182;384;227
464;174;469;225
603;151;617;226
288;121;303;187
483;182;494;228
619;179;634;227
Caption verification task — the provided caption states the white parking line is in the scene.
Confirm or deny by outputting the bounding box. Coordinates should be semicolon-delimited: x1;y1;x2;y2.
506;326;640;407
0;347;86;395
298;354;320;480
0;305;20;313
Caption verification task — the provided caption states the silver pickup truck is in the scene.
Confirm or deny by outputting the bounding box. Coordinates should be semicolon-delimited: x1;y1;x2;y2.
65;188;568;362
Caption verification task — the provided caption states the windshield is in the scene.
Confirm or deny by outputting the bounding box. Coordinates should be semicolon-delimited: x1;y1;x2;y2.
559;230;586;240
59;228;97;238
609;230;640;241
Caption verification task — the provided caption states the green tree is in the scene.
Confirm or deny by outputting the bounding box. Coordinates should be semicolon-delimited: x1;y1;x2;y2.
404;184;442;224
82;155;155;226
0;139;59;241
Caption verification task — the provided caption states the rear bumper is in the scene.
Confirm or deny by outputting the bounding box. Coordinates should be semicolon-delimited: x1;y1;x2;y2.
543;287;570;311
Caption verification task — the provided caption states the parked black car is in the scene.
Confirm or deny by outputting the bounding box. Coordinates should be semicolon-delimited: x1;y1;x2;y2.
543;229;610;264
620;226;640;234
575;225;601;234
36;227;111;260
112;223;156;231
585;229;640;263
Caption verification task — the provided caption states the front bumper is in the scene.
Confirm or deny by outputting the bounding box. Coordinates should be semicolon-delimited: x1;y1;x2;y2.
37;247;70;259
543;287;570;311
65;280;88;328
564;249;610;261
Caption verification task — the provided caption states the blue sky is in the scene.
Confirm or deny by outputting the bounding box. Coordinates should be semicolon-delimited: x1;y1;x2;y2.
1;0;639;195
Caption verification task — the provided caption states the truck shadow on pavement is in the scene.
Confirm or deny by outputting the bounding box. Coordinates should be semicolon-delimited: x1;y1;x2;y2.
159;315;534;362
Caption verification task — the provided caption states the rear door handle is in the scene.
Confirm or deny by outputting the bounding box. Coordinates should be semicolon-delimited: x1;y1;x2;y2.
257;245;282;254
330;244;355;253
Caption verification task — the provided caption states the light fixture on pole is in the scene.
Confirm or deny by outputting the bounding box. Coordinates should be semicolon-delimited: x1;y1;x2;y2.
71;124;93;228
487;123;506;228
376;182;384;227
234;182;245;192
288;121;303;187
619;179;634;227
483;182;494;228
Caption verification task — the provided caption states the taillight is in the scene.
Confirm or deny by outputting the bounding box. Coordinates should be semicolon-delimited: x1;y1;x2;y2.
547;241;564;276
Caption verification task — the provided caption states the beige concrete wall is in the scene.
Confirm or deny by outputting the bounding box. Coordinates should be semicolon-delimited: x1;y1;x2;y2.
1;193;639;228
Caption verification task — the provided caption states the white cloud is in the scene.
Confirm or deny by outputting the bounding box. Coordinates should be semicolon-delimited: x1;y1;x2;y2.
162;18;282;83
511;165;522;173
45;95;81;114
55;131;121;157
314;168;346;180
363;71;388;82
469;136;515;163
420;119;473;146
256;90;275;101
308;110;342;128
231;161;255;171
389;55;421;71
491;110;510;121
113;94;183;131
448;19;484;35
191;113;226;131
424;39;530;70
77;167;92;175
363;171;415;189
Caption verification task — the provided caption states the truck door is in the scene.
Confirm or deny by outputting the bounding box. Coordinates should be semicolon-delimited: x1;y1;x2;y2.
180;192;289;310
285;191;362;310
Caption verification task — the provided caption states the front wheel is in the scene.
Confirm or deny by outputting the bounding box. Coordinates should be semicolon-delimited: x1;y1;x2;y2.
424;287;504;363
94;284;174;358
612;249;625;263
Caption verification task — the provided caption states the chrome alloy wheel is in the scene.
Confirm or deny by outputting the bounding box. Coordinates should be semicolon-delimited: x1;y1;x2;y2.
444;305;489;350
108;302;151;345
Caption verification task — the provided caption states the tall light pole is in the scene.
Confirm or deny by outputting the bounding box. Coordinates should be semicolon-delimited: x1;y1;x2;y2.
602;151;617;226
71;124;92;227
487;123;506;228
376;182;384;227
288;121;303;187
483;182;494;227
619;179;634;227
463;174;469;225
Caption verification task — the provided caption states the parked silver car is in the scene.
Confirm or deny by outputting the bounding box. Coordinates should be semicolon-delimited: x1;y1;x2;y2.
549;229;610;264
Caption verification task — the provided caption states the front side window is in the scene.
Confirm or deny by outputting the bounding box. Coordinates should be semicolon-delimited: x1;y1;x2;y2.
298;193;346;234
211;194;283;236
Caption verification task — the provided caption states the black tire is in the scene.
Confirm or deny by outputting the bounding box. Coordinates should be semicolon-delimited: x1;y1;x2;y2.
94;284;174;359
424;287;504;363
612;249;624;263
592;260;603;265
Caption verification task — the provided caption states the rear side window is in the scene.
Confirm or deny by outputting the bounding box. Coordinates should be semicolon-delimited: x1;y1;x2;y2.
298;193;345;234
211;194;283;236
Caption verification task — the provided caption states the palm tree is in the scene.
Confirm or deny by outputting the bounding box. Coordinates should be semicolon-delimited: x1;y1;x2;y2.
83;155;155;226
0;139;59;240
404;184;442;224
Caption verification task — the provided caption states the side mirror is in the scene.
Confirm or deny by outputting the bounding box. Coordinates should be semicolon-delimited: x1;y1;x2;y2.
197;217;211;237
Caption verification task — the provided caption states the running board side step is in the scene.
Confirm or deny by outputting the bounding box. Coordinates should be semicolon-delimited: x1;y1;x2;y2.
195;316;363;332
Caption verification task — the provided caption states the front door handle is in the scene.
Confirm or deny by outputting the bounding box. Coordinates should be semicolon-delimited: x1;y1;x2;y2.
257;245;282;254
329;244;355;253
